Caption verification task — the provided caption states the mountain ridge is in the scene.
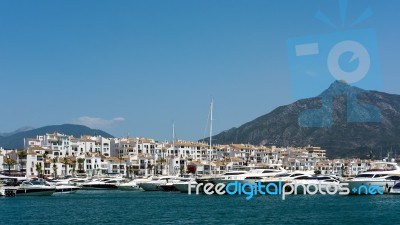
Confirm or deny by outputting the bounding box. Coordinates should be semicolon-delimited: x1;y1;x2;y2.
0;126;35;137
207;81;400;159
0;124;114;149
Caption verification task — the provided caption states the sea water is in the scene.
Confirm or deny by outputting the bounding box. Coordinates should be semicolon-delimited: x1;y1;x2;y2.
1;190;399;225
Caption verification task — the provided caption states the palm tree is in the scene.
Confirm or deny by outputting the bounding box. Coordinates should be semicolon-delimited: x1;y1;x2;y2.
117;155;123;174
147;164;154;176
17;150;27;174
126;165;130;178
61;157;70;177
42;152;49;178
3;157;16;175
126;165;135;179
130;165;135;178
35;162;43;178
69;158;77;177
42;153;48;161
52;157;58;179
179;165;185;177
157;157;166;175
77;158;85;173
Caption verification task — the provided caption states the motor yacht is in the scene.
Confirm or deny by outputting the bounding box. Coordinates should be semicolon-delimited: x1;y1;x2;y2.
16;180;56;196
139;176;179;191
81;178;123;190
173;178;198;193
209;171;249;185
389;182;400;194
213;167;287;185
160;177;194;192
54;183;81;194
345;162;400;194
117;177;152;191
291;175;341;193
260;172;314;186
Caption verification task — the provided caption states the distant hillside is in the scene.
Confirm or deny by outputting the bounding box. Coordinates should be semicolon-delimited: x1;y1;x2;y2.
206;81;400;159
0;126;35;137
0;124;114;149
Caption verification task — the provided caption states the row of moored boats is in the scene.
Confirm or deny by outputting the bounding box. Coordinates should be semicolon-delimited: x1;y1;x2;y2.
2;161;400;196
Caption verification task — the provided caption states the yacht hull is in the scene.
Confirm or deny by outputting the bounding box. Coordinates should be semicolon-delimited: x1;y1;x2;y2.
160;184;178;192
16;188;55;196
54;186;81;194
117;185;142;191
174;183;197;193
81;184;118;190
139;183;163;191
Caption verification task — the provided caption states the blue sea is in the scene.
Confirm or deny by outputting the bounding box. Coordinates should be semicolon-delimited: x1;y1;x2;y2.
1;190;399;225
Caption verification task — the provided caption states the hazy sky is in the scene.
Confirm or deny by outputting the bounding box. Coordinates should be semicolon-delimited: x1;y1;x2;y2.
0;0;399;141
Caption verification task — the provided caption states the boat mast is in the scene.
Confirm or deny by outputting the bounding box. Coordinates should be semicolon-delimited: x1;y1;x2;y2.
172;120;175;152
209;98;213;156
172;121;175;176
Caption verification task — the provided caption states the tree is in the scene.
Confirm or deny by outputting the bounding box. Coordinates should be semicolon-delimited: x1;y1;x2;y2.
179;165;185;177
52;157;58;179
77;158;85;173
41;153;48;177
147;164;154;176
187;164;197;174
35;162;43;178
3;157;16;175
69;159;77;177
157;158;166;175
42;153;48;161
126;165;134;179
131;165;135;178
341;164;345;177
17;150;28;174
118;155;124;174
62;157;70;177
126;165;130;178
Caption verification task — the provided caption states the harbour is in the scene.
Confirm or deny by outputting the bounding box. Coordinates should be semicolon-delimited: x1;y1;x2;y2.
2;160;400;196
1;0;400;224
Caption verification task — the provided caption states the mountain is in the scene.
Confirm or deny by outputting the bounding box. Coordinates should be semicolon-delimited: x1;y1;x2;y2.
0;126;35;137
0;124;114;149
207;81;400;159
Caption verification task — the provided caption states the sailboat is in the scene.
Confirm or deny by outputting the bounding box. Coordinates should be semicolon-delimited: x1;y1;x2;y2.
196;98;216;186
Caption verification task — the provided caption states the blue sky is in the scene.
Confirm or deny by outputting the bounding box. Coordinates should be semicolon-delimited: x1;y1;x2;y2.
0;0;399;141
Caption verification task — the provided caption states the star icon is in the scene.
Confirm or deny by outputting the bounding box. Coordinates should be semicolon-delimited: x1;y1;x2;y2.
352;188;358;193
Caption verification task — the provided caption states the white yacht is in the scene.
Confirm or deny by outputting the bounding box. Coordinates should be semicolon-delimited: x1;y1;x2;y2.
81;178;123;190
389;182;400;194
173;178;197;193
117;177;152;191
345;162;400;194
239;168;288;185
260;172;314;186
68;178;90;187
0;181;5;196
210;171;249;185
160;177;194;192
213;167;287;185
139;176;179;191
54;183;81;194
291;175;341;193
16;180;56;196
